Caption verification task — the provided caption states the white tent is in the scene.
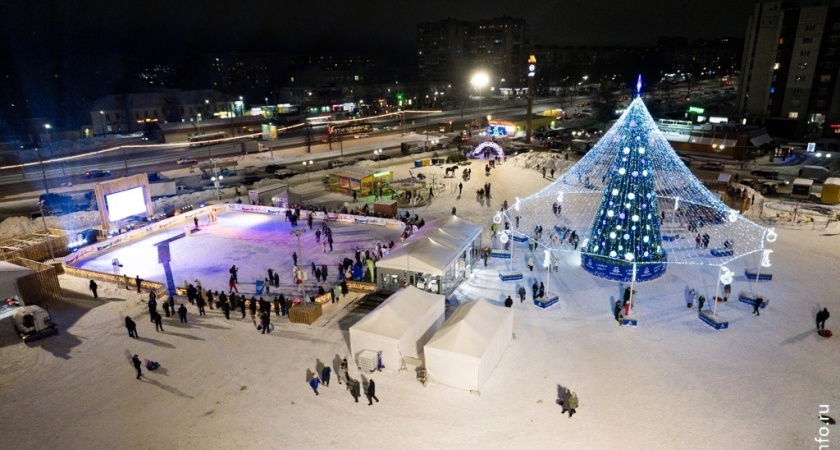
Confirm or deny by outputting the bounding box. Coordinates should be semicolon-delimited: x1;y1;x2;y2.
424;299;514;391
0;261;35;302
376;216;483;276
349;286;445;370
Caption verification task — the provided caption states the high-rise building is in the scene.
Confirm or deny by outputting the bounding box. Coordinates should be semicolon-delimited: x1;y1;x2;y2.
739;0;840;135
417;17;530;86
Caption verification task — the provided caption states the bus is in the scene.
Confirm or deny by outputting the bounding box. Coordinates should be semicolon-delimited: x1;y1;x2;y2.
189;132;226;147
329;121;372;136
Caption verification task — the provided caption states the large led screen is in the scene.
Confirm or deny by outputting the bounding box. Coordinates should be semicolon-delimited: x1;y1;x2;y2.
105;187;146;222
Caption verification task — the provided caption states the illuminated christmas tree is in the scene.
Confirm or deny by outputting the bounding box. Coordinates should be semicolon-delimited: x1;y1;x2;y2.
580;94;667;281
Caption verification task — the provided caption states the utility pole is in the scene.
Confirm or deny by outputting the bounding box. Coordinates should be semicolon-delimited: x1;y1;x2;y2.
526;55;536;144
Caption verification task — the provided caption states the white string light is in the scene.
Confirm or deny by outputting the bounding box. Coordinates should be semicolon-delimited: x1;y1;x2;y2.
501;96;769;273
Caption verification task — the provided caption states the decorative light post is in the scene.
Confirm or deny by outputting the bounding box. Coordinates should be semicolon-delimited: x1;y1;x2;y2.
374;148;383;171
290;229;306;296
302;160;314;183
211;175;224;201
99;111;105;136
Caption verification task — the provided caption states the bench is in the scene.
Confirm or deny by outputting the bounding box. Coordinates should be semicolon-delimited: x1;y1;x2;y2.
710;248;734;257
662;234;680;242
534;294;559;309
511;235;528;243
498;271;523;281
744;270;772;281
491;250;511;259
738;291;768;309
699;311;729;330
620;317;638;326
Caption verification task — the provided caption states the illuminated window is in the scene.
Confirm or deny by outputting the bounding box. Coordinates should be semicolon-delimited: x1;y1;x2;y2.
773;62;780;70
788;111;799;119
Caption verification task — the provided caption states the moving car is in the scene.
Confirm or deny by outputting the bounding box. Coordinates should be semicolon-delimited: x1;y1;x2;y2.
697;161;724;171
176;157;198;165
372;153;391;162
84;169;111;179
328;159;348;169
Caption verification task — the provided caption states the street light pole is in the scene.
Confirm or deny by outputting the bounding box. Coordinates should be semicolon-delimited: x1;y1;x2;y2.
374;149;382;171
37;201;55;261
290;229;306;298
212;175;223;201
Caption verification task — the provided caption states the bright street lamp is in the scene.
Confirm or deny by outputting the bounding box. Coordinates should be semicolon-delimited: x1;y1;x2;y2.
374;149;382;170
471;71;490;126
302;160;314;183
211;175;224;201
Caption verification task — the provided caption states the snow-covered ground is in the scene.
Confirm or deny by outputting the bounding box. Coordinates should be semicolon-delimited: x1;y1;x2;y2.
0;151;838;450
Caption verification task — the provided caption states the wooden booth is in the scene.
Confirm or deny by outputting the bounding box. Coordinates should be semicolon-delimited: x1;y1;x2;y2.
6;257;61;308
328;168;393;197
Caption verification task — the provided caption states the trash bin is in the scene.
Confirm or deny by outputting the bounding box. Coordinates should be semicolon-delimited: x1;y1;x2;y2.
414;160;422;168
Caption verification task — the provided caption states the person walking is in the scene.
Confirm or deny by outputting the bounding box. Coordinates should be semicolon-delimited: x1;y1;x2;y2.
341;358;350;383
125;316;138;338
89;280;98;299
151;311;164;332
614;300;622;322
350;379;361;403
817;308;830;330
260;312;271;334
504;295;513;308
458;182;463;195
566;391;579;418
518;286;526;303
229;275;239;293
135;275;142;293
321;366;331;388
528;256;535;272
178;304;188;324
222;298;231;320
162;299;171;317
196;294;206;316
309;373;321;396
239;297;247;318
752;297;761;316
698;294;706;312
132;354;143;380
366;379;379;405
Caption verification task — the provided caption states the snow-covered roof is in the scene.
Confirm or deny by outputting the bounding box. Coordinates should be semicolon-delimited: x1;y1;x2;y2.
350;286;444;339
376;216;481;275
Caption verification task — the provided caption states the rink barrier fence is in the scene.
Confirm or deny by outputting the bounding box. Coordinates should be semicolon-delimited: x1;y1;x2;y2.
62;264;166;295
346;281;377;292
226;203;405;229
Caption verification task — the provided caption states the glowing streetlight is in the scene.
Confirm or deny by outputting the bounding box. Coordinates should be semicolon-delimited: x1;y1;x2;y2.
302;160;314;183
471;71;490;126
211;175;224;201
374;149;383;170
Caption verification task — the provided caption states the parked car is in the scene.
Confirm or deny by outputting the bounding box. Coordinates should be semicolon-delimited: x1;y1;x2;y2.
452;135;468;143
372;154;391;162
84;169;111;179
176;158;197;165
265;164;282;174
328;159;348;169
274;169;297;179
697;161;724;171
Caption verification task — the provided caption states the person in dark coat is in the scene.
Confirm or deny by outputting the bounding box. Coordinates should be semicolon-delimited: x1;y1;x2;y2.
168;297;175;315
148;296;157;316
309;374;320;396
817;308;830;330
151;311;164;332
539;282;545;298
178;304;188;323
518;286;526;303
229;265;239;283
504;296;513;308
196;294;206;316
132;354;142;379
321;366;331;387
125;316;138;338
340;280;348;297
341;358;350;383
273;272;280;288
260;312;271;334
239;297;247;318
614;300;622;322
366;379;379;405
186;284;197;304
89;280;98;299
135;275;142;293
532;281;539;300
753;297;762;316
221;298;230;319
162;300;171;317
698;294;706;312
350;379;361;403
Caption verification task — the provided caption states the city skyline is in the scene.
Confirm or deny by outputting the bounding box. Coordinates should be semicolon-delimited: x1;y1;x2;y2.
3;0;757;60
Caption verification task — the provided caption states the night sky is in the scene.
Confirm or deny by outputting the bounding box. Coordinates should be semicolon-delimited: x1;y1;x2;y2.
3;0;758;59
